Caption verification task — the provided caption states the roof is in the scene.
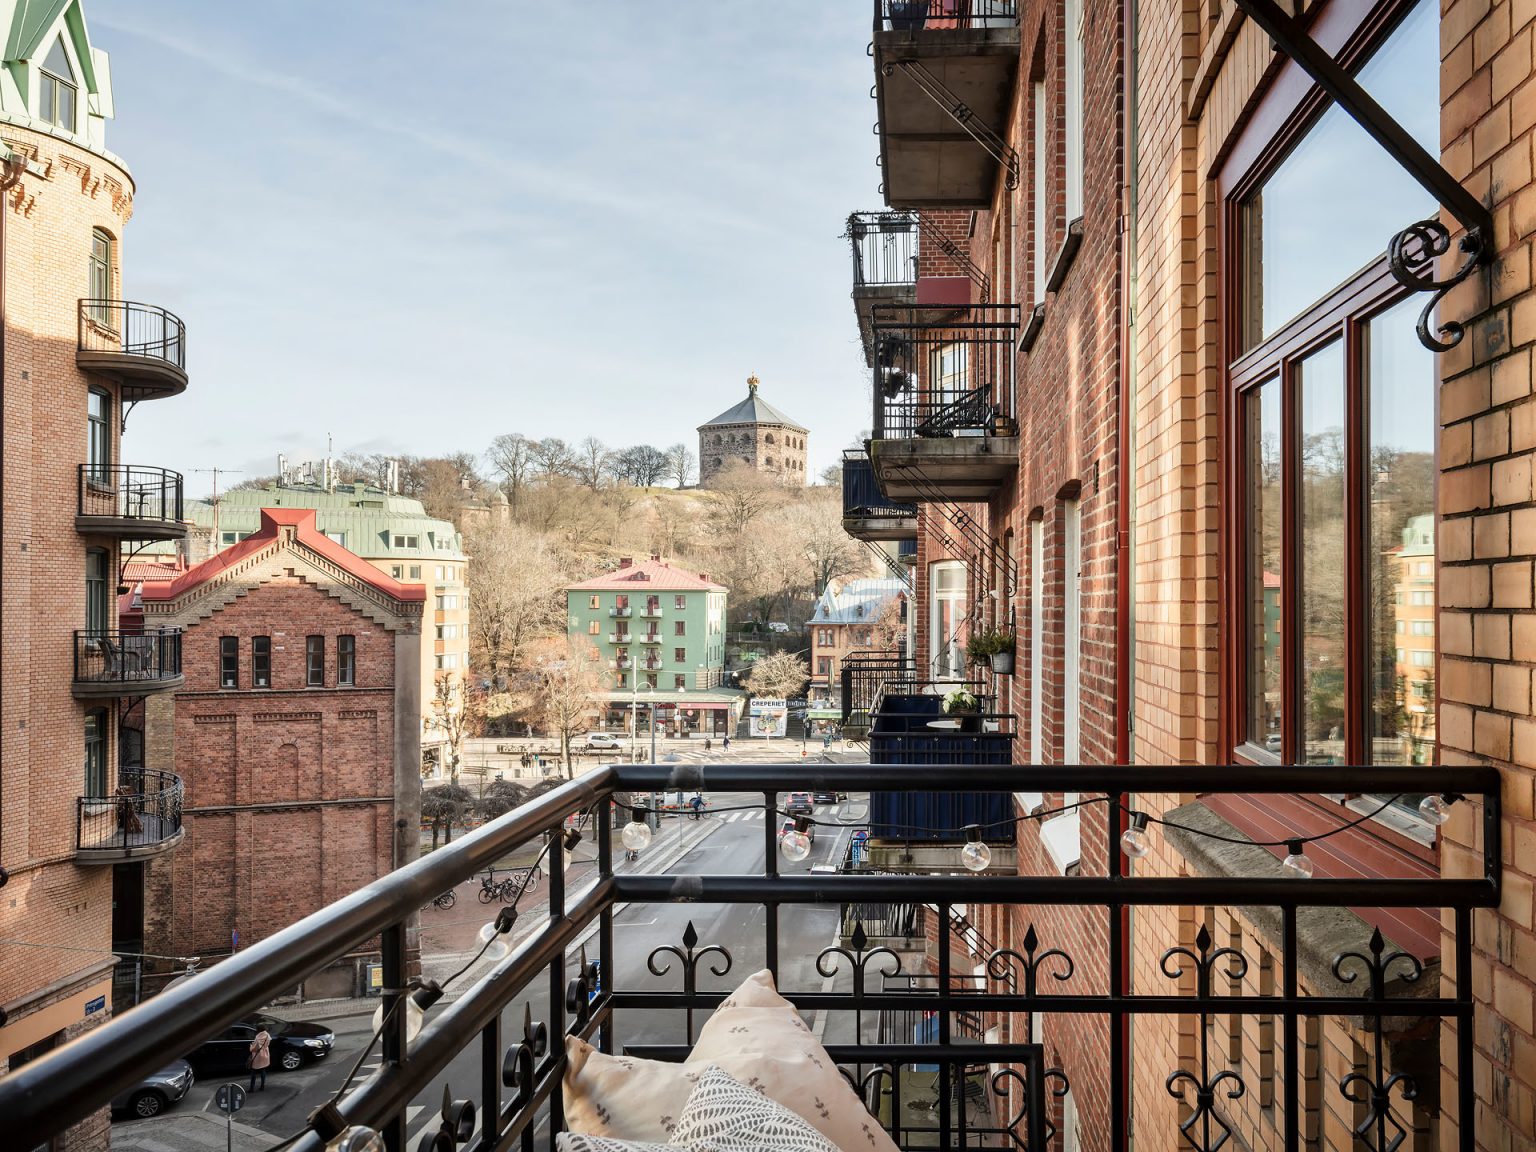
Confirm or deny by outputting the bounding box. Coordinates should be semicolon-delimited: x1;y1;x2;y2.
122;558;184;583
567;557;727;593
698;376;807;432
812;578;906;624
142;508;426;604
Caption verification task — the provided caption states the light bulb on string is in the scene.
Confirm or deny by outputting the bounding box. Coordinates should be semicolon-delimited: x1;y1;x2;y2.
369;979;443;1045
960;825;991;872
621;809;652;853
780;817;812;863
562;826;583;867
1120;812;1151;859
1418;793;1456;827
1281;840;1314;879
335;1126;385;1152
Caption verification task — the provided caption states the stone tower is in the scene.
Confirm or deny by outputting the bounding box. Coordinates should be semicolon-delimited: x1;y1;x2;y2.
696;375;809;488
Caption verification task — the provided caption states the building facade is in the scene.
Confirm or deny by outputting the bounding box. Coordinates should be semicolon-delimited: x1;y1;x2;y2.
138;508;423;998
565;557;731;737
807;577;907;704
697;375;809;487
0;5;190;1145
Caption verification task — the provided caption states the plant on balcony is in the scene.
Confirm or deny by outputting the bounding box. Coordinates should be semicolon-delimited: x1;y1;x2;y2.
888;0;930;30
942;689;978;715
967;627;1016;675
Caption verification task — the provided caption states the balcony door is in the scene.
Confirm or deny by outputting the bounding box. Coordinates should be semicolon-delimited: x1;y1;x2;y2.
929;561;967;681
929;342;967;407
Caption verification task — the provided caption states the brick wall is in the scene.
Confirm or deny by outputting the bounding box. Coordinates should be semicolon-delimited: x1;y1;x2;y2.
697;422;808;487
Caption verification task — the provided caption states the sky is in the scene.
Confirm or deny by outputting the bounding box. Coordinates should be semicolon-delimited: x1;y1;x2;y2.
88;1;882;491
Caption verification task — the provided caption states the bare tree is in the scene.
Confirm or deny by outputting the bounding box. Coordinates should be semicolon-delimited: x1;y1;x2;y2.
464;521;568;685
744;651;810;699
427;673;481;782
776;494;865;596
705;461;783;536
487;433;534;507
530;437;578;480
531;636;606;778
574;437;611;491
666;443;696;489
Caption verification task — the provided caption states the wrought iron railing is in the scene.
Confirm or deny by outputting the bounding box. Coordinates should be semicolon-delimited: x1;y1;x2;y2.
871;304;1019;440
843;449;918;520
72;628;182;687
78;300;186;371
839;649;916;728
77;767;184;855
848;211;918;290
876;0;1020;32
77;464;184;527
1;763;1500;1152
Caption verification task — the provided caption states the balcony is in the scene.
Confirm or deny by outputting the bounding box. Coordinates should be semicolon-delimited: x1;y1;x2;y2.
607;633;631;644
839;649;915;737
76;300;188;402
869;303;1019;502
76;464;186;540
847;212;919;366
843;449;917;541
76;768;184;863
2;761;1500;1152
72;629;183;698
642;658;664;671
610;657;632;670
872;1;1021;208
609;606;632;618
640;605;664;618
639;632;663;645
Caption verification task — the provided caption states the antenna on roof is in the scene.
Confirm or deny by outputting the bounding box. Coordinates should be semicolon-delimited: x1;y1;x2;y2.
194;467;243;552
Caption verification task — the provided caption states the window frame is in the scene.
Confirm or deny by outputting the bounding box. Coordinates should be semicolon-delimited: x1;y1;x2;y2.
84;708;108;797
39;36;77;131
252;636;272;689
338;635;356;686
220;636;239;689
306;635;325;687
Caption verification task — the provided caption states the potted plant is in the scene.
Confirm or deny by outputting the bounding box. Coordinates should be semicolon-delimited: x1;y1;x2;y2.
967;628;1016;675
888;0;930;31
942;688;981;732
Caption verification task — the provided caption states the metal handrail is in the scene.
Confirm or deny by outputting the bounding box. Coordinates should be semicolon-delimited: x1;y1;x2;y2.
875;0;1020;32
870;304;1020;440
72;628;182;684
77;768;183;853
846;211;918;289
78;299;186;369
77;464;184;525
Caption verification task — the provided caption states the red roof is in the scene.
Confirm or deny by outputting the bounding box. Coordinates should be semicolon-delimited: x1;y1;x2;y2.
567;556;725;593
142;507;426;604
123;558;185;582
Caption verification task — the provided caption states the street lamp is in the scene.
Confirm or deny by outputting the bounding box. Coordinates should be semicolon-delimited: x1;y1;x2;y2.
636;682;655;763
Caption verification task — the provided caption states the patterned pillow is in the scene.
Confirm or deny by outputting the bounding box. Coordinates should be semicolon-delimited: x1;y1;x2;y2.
556;1138;678;1152
672;1065;841;1152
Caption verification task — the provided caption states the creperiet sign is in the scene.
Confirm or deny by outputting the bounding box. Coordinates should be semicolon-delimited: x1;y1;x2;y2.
748;697;788;738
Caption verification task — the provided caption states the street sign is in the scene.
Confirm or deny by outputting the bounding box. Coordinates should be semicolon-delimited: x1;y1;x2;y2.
84;995;105;1016
215;1083;246;1114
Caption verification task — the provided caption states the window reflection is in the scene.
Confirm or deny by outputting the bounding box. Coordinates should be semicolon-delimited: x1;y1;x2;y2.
1300;342;1346;765
1247;381;1283;751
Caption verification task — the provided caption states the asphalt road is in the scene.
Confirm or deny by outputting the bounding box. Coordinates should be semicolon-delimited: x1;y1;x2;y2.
115;792;870;1151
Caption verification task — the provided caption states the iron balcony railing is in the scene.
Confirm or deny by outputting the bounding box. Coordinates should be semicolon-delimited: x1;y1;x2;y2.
76;768;184;857
848;211;918;290
609;607;631;618
876;0;1019;31
78;299;186;371
77;464;184;528
843;449;917;521
871;304;1019;440
840;649;916;730
72;628;182;688
2;762;1500;1152
640;606;664;618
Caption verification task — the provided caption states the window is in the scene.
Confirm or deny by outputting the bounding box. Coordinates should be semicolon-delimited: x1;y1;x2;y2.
221;531;250;547
590;595;600;609
817;657;832;677
326;531;347;547
252;636;272;688
338;635;356;686
220;637;239;688
392;565;405;579
616;673;627;688
929;561;967;681
85;548;109;632
436;566;446;580
616;595;629;610
1063;0;1085;222
675;647;687;662
675;675;687;690
1029;521;1044;764
86;389;110;482
392;534;419;549
589;621;601;635
84;709;107;797
646;675;658;689
407;565;421;580
930;343;968;406
1063;500;1082;765
675;595;686;609
306;636;325;685
1230;1;1437;816
1032;80;1047;301
40;36;76;130
674;621;686;636
88;229;113;328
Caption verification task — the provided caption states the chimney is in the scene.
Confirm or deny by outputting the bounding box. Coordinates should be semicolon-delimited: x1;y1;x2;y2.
618;557;633;569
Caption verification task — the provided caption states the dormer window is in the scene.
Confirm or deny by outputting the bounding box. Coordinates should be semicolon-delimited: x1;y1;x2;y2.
40;36;76;130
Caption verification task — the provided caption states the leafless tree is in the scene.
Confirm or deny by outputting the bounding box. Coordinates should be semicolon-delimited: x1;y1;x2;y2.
487;433;534;507
464;521;569;685
666;443;696;489
531;636;606;778
574;437;612;491
530;437;578;480
704;461;783;536
427;673;482;783
744;651;810;699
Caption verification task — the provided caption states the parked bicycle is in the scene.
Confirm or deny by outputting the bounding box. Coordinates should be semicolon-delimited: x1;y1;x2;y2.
429;889;456;911
478;866;543;904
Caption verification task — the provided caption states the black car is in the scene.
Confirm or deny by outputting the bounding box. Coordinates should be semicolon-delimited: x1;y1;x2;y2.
184;1013;334;1075
813;790;840;804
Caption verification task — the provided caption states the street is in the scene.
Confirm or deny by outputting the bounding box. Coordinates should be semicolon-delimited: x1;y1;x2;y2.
111;791;869;1151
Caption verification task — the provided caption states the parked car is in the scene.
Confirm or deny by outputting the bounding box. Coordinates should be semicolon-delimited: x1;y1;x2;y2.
183;1013;334;1075
784;792;814;816
813;790;840;804
584;732;624;750
767;622;791;633
779;817;816;843
110;1059;194;1119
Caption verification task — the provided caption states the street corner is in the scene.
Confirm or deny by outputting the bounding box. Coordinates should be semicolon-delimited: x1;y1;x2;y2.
112;1109;273;1152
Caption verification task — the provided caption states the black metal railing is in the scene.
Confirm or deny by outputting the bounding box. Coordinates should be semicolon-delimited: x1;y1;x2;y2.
77;464;184;527
848;211;919;290
78;300;186;370
871;304;1019;440
0;762;1503;1152
77;768;184;855
876;0;1019;32
840;649;916;728
72;628;182;687
843;449;918;521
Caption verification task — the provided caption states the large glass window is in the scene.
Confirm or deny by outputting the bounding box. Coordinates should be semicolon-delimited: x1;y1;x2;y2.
40;36;76;130
1300;341;1347;765
252;636;271;689
307;636;325;687
85;709;107;797
87;389;110;482
220;637;239;688
338;635;356;686
85;549;109;632
929;561;967;681
1246;380;1283;751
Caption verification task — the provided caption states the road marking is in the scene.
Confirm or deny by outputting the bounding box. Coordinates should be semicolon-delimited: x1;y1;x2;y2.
615;918;659;927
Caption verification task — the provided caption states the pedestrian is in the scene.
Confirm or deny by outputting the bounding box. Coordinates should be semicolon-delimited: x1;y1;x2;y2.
723;735;731;752
824;733;833;750
690;794;704;820
248;1025;271;1092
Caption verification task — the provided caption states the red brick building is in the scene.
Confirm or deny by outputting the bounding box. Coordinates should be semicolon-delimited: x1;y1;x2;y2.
137;508;424;998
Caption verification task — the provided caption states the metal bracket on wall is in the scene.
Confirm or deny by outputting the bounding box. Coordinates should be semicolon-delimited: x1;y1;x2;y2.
1231;0;1492;352
884;58;1020;193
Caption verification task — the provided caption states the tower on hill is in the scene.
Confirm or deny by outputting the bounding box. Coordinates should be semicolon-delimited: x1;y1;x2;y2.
697;375;808;488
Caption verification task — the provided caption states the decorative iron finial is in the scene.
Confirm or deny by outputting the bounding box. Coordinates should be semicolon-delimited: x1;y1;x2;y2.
747;374;759;394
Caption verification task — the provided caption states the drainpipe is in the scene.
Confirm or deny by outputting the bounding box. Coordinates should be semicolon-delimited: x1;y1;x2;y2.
0;149;23;891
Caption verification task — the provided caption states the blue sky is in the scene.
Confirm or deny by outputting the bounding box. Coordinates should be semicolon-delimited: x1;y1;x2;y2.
90;1;880;489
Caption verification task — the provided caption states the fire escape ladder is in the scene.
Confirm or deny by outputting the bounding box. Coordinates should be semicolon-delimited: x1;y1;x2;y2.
883;58;1020;195
916;214;991;300
1230;0;1491;352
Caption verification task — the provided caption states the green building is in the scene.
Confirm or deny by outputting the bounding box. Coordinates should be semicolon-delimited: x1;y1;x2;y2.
565;557;736;738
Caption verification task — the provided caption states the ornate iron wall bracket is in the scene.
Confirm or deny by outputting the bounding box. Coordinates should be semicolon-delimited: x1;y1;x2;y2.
1231;0;1492;352
884;59;1020;192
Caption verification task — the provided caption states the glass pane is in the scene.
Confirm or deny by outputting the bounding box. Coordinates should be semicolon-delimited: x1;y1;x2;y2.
1247;380;1283;751
1368;297;1437;783
57;82;74;130
1242;0;1436;348
43;36;75;83
1300;342;1347;764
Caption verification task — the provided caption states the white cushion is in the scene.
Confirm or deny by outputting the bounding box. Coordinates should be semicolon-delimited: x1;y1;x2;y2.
672;1064;841;1152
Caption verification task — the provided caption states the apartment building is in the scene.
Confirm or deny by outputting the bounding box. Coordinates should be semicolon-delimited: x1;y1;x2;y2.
137;508;423;998
807;577;907;705
0;2;190;1144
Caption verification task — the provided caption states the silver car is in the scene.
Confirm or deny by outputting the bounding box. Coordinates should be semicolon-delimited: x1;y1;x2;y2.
110;1058;194;1119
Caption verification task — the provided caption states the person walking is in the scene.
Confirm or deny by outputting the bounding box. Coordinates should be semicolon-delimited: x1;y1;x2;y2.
690;794;704;820
248;1026;271;1092
722;735;731;752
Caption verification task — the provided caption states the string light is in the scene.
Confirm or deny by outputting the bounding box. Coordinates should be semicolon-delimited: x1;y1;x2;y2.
621;807;653;853
334;1127;384;1152
368;979;443;1045
562;826;583;866
1281;840;1314;880
1418;793;1460;826
959;824;991;872
780;817;813;862
1119;812;1151;859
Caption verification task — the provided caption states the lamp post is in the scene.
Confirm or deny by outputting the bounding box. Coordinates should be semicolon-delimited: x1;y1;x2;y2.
637;682;655;763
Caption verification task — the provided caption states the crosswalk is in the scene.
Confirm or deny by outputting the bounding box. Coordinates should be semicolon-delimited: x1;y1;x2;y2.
719;805;839;823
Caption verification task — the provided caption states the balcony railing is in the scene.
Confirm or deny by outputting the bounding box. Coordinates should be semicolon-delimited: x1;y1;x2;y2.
609;607;632;618
640;605;664;618
843;450;917;540
2;761;1500;1152
76;768;184;861
607;633;630;644
848;211;918;290
77;300;188;400
639;633;663;645
609;658;632;670
72;628;183;697
876;0;1019;31
871;304;1018;440
839;649;915;735
76;464;186;539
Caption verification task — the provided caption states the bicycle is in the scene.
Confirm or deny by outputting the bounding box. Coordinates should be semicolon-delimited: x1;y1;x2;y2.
478;869;505;904
429;889;456;911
